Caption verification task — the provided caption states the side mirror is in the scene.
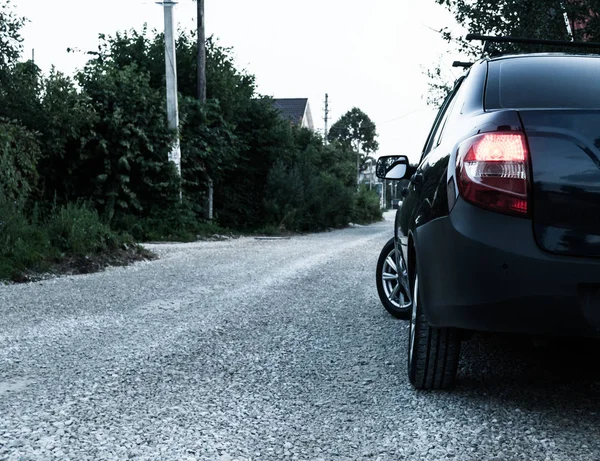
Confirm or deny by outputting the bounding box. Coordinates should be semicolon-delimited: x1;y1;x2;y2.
376;155;410;180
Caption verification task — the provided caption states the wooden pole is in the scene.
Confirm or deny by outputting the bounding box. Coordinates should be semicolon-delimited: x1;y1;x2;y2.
197;0;207;102
163;1;182;179
197;0;213;219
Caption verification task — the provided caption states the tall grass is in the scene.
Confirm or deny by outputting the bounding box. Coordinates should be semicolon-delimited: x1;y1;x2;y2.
46;203;120;255
0;199;130;281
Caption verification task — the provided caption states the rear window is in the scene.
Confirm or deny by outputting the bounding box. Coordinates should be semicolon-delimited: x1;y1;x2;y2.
485;56;600;109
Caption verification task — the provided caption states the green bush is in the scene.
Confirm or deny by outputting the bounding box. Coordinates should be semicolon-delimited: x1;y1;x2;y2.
0;200;132;281
36;70;97;206
0;199;53;280
353;185;383;224
0;10;383;250
113;201;227;242
304;173;354;231
77;62;180;222
265;159;355;232
0;119;41;204
46;203;121;255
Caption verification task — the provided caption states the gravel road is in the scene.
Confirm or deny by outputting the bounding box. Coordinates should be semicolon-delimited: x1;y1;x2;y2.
1;212;599;460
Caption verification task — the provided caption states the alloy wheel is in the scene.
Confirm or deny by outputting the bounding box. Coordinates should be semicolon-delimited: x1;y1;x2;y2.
381;247;411;310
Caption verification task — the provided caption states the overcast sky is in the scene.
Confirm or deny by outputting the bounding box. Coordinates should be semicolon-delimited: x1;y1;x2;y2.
16;0;464;163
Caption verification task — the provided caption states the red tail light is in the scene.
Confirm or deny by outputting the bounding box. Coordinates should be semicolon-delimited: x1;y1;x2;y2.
456;133;530;216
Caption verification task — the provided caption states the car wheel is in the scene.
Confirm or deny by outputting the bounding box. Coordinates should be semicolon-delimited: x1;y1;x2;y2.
376;238;412;320
408;269;461;390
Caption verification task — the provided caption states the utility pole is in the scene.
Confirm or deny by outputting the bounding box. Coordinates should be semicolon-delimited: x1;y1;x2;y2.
356;141;360;190
161;1;182;178
197;0;213;220
561;2;574;41
197;0;207;102
323;93;330;145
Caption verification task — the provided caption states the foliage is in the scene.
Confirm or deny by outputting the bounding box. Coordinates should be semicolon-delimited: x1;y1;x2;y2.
0;1;145;281
265;164;354;232
0;0;386;280
215;98;295;229
328;108;379;154
436;0;600;55
85;28;257;115
179;97;239;215
423;63;455;108
0;61;44;131
113;201;227;242
0;0;24;69
0;62;44;152
328;108;379;183
426;1;600;106
77;28;379;232
76;62;180;222
263;127;356;232
352;186;383;224
0;120;41;204
84;29;254;222
0;62;97;207
170;32;269;227
36;70;97;205
0;198;128;281
170;31;257;119
46;202;120;256
0;198;52;280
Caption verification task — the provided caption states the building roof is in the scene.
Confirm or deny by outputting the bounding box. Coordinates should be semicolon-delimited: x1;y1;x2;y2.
272;98;310;126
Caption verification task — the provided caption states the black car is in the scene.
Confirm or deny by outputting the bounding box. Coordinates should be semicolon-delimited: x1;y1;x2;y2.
376;41;600;390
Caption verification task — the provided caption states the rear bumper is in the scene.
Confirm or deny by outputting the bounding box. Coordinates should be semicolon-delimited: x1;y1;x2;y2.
415;199;600;337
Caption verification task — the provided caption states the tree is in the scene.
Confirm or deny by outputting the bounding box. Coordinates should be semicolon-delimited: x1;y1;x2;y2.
436;0;600;54
328;108;379;186
0;61;43;129
423;61;454;108
0;119;41;204
36;70;97;205
77;62;179;222
426;0;600;106
263;126;358;232
0;15;382;238
0;0;25;69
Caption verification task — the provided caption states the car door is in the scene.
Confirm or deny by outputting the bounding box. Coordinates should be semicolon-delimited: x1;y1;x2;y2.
396;77;465;263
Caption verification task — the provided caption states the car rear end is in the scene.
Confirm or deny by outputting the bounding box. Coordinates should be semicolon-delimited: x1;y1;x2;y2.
419;55;600;337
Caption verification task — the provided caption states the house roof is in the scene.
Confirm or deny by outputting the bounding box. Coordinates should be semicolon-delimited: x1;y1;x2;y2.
272;98;309;125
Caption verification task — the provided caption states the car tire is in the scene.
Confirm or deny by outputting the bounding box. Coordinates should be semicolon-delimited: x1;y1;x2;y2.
376;238;412;320
408;269;461;390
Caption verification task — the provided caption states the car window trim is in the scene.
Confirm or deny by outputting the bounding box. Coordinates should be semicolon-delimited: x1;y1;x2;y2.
420;76;466;162
434;94;459;148
421;95;452;158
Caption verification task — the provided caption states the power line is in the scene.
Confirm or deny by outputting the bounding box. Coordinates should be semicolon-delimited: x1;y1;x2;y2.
379;108;424;125
421;24;444;35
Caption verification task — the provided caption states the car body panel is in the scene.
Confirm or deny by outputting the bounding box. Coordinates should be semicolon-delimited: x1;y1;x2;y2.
415;198;600;336
520;110;600;258
390;53;600;336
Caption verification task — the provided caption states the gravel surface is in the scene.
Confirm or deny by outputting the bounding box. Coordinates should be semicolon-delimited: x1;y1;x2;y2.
1;212;599;460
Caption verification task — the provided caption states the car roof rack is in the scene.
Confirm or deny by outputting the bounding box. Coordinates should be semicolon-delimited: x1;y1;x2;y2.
452;61;473;68
466;33;600;57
